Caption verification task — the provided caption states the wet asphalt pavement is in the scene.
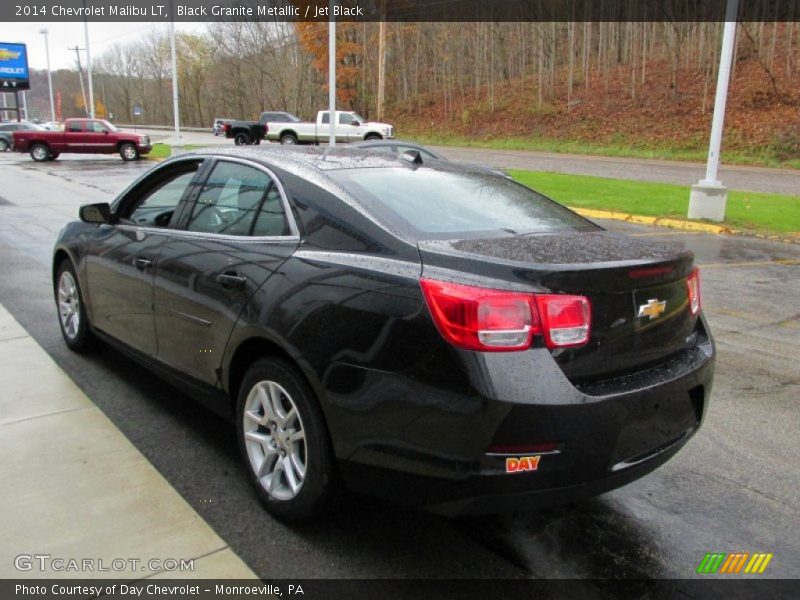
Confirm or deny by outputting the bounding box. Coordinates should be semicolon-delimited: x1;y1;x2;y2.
0;153;798;586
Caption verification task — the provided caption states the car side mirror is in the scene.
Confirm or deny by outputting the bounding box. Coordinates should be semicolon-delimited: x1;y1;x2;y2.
79;202;111;224
103;130;109;135
351;121;360;126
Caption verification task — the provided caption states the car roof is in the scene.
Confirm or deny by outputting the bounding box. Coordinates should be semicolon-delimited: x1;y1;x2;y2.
177;146;482;195
184;145;433;173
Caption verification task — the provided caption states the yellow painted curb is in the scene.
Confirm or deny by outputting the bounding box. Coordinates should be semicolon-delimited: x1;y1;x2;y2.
570;207;800;244
571;207;733;235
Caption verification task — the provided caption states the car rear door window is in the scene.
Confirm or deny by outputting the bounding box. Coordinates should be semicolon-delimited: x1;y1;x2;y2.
187;161;283;236
66;121;83;132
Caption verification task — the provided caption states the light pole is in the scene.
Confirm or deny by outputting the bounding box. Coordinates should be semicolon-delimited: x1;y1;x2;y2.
40;28;56;122
688;0;739;222
82;0;95;118
169;2;181;144
328;0;336;146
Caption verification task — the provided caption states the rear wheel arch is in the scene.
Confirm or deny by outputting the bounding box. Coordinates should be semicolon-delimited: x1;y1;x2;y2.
227;337;322;412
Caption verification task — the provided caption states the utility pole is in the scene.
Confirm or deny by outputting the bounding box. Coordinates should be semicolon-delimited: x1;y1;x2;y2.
70;46;89;117
376;0;386;122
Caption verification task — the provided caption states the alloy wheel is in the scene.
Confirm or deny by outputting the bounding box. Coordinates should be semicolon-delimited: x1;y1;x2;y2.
32;145;49;161
57;271;80;340
243;380;307;501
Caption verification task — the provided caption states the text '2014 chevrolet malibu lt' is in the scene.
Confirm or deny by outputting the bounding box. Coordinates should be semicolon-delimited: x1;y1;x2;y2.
53;147;714;520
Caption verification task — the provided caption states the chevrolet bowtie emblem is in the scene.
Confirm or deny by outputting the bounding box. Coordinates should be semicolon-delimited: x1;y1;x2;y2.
638;298;666;320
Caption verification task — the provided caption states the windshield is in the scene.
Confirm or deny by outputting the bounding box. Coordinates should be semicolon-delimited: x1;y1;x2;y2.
332;167;597;239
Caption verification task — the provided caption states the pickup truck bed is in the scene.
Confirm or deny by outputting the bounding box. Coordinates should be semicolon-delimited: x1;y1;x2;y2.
224;121;267;145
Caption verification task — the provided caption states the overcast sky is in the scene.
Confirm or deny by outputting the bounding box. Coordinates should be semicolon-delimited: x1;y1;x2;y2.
7;22;208;71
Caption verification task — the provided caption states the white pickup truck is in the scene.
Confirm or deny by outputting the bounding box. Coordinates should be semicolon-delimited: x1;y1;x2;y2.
263;110;394;145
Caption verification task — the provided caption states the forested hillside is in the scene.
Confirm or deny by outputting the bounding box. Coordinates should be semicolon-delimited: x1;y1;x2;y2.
22;20;800;162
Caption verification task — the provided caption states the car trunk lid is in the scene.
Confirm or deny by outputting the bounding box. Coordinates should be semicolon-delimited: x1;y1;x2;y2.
418;231;698;382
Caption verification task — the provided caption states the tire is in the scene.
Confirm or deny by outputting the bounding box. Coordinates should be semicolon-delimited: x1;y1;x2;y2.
253;139;261;145
280;133;298;145
236;358;337;521
119;143;139;161
55;260;94;352
49;152;60;161
30;143;50;162
0;139;8;152
364;133;382;141
234;133;250;146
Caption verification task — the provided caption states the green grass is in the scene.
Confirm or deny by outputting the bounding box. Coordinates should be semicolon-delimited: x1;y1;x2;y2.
406;133;800;170
146;143;202;159
509;169;800;235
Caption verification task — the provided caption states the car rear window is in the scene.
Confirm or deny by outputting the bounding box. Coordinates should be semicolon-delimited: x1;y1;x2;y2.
331;167;596;239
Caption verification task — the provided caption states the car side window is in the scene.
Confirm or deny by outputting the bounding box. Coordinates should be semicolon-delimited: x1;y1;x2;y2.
187;161;277;236
320;112;330;124
66;121;83;133
338;113;354;125
124;169;198;228
88;121;106;133
252;184;290;237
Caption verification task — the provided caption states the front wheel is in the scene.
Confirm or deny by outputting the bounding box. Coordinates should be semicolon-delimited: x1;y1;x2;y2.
119;143;139;161
55;260;94;352
280;133;298;145
49;152;60;161
30;143;50;162
236;358;337;521
234;133;250;146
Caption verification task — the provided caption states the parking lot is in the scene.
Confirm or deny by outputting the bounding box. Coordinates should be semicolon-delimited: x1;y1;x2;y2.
0;151;797;583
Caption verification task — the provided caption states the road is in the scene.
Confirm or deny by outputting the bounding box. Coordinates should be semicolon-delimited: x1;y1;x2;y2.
135;127;800;195
0;152;798;586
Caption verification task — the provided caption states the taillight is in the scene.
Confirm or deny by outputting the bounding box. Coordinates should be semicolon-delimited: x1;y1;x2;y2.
419;279;591;352
223;123;231;133
535;294;591;348
686;267;701;316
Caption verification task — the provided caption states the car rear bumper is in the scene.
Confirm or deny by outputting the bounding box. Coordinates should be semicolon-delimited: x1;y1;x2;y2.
333;317;715;515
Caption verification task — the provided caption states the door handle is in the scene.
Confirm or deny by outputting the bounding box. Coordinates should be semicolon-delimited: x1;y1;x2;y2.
216;272;247;289
134;257;152;270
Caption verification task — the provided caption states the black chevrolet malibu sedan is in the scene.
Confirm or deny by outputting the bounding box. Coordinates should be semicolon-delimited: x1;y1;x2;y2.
53;147;714;520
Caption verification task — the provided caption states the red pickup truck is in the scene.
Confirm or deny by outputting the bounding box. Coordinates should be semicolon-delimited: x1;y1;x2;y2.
12;118;151;162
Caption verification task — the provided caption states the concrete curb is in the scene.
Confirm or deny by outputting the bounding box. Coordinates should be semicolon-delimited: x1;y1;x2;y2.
571;207;800;244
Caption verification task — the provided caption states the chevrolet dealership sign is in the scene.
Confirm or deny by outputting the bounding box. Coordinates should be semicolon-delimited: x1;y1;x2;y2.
0;42;30;90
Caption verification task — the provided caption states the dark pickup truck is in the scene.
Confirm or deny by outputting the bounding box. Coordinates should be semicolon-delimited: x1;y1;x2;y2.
12;118;151;161
223;119;268;145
